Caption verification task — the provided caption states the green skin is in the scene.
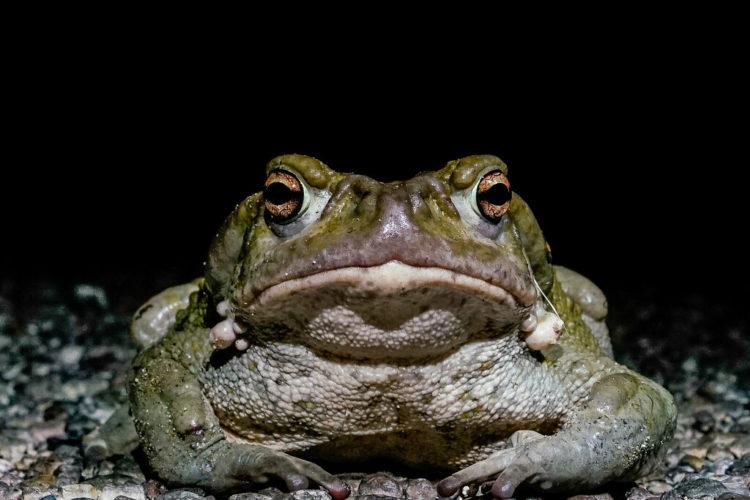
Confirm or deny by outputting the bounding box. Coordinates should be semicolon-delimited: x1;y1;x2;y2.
128;154;676;498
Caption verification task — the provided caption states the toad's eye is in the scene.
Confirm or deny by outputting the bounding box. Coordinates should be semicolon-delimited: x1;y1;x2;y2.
475;170;511;222
264;170;304;222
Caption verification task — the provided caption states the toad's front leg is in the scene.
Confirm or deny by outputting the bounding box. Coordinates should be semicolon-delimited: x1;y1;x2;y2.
129;346;350;498
438;371;677;498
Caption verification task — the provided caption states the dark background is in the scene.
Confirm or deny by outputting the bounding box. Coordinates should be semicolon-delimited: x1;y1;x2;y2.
2;32;746;306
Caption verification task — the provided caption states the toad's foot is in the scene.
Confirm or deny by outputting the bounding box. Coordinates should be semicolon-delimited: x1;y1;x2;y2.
438;372;676;498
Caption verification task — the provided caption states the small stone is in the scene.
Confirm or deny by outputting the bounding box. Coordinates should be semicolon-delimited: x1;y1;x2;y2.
680;454;705;471
227;493;275;500
83;438;109;461
18;484;59;500
55;463;83;488
290;490;331;500
255;487;285;497
731;436;750;458
665;450;682;469
709;445;737;461
143;480;165;499
624;486;659;500
73;284;110;310
0;458;13;474
59;345;85;367
98;483;145;500
682;445;709;459
113;456;145;483
460;483;480;497
666;478;728;499
404;478;436;499
713;433;743;447
732;416;750;434
156;488;211;500
53;445;81;460
357;473;403;498
728;453;750;475
693;409;716;432
643;480;672;494
0;437;28;464
60;483;98;499
31;420;67;444
720;475;750;497
567;494;614;499
0;482;22;500
682;357;699;373
84;473;141;490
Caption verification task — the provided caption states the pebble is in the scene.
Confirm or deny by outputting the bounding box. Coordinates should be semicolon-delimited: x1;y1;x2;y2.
156;487;214;499
728;454;750;475
228;492;281;500
357;472;403;497
642;480;672;494
680;454;705;471
664;478;729;498
693;410;716;432
73;284;110;310
708;446;736;461
732;416;750;434
682;445;709;460
0;483;23;500
404;478;437;499
31;420;67;444
59;345;85;367
290;491;331;500
624;486;659;500
60;482;97;499
113;456;146;483
0;437;28;464
731;437;750;458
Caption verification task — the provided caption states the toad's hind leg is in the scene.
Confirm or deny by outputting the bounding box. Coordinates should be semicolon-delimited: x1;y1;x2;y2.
438;371;676;498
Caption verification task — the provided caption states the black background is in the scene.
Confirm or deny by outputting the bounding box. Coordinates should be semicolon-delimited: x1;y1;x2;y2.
2;31;746;305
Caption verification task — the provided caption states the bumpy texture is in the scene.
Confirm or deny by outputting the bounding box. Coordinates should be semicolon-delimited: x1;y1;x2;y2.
126;154;677;498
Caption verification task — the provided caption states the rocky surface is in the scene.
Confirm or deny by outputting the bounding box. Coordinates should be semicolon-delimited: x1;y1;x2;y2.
0;278;748;499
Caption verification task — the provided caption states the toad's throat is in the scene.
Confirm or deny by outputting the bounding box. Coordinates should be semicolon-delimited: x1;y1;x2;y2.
236;261;532;359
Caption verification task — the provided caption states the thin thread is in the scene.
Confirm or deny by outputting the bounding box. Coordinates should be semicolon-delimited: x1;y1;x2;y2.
514;226;566;332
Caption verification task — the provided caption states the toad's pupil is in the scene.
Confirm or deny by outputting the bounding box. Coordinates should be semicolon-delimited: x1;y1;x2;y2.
479;183;511;206
265;183;300;205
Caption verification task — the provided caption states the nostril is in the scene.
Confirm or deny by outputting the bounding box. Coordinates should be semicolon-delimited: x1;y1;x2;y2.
322;174;382;219
407;188;427;214
406;175;461;220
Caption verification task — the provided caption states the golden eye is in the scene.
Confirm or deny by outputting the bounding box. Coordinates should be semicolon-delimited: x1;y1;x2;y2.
264;170;304;222
476;170;511;222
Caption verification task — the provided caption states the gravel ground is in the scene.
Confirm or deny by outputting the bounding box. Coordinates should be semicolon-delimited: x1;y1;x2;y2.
1;278;748;500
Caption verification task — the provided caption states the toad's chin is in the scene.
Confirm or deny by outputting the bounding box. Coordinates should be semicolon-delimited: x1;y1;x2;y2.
238;261;532;360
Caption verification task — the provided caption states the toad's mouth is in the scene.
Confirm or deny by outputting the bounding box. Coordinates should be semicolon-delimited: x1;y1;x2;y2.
236;261;533;359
